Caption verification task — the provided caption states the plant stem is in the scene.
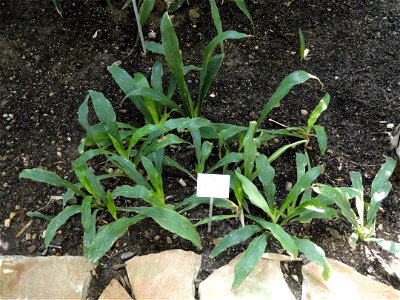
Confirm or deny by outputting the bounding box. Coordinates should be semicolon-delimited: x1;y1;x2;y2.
132;0;146;54
208;197;214;233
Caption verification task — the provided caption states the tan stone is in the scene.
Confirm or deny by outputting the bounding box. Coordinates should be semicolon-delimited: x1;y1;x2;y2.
99;279;132;300
199;253;296;300
126;249;201;300
0;255;92;299
302;258;400;300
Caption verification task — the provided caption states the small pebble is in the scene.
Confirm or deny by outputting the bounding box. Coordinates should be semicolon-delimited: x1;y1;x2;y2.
4;218;11;228
387;123;395;129
212;238;223;246
27;244;37;254
178;178;187;187
25;233;32;241
120;251;135;260
15;204;21;210
291;274;299;283
56;151;62;158
2;113;7;118
285;182;293;192
148;30;156;39
67;137;71;142
32;233;37;240
301;109;308;116
154;235;161;241
9;212;16;220
166;237;173;244
49;92;55;97
209;93;216;98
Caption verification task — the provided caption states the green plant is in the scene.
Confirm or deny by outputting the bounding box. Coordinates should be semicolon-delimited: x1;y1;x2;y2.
313;156;400;258
210;152;336;288
299;28;305;62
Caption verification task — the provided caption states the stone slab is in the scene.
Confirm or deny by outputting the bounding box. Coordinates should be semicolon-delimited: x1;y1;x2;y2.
99;279;132;300
126;249;201;300
0;255;92;299
302;258;400;300
199;253;296;300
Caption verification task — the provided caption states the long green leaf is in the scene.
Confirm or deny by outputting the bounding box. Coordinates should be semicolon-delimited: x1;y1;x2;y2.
112;185;163;207
124;87;183;115
45;205;82;248
151;59;164;93
196;54;224;116
177;195;238;213
88;215;146;264
313;184;358;227
235;172;273;218
257;71;321;128
210;225;262;258
368;157;396;225
256;155;276;208
141;156;163;198
162;156;196;181
110;155;149;188
234;0;254;30
243;121;257;178
293;237;331;280
314;125;328;155
246;215;298;257
268;140;307;163
233;233;268;288
279;165;322;216
132;207;202;249
209;0;224;52
161;12;193;117
143;133;188;155
350;172;364;226
368;238;400;259
89;90;120;143
307;93;330;132
81;196;93;231
83;209;98;256
298;29;305;61
78;95;94;142
207;152;244;173
19;169;84;197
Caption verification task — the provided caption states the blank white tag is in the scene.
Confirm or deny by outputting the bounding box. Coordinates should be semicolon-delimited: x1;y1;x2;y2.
196;173;230;198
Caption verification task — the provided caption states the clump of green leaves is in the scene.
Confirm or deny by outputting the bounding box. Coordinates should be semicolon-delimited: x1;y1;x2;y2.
210;152;334;288
314;156;400;258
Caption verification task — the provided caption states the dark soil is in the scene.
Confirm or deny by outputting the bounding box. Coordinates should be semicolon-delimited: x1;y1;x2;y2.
1;0;399;299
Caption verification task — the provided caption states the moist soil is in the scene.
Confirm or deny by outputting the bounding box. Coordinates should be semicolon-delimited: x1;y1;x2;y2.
1;0;400;298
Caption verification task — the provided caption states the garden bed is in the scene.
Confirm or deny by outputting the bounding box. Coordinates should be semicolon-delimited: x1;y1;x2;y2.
1;0;399;298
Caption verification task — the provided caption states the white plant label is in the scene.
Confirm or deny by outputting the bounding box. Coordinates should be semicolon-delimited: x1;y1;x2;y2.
196;173;230;198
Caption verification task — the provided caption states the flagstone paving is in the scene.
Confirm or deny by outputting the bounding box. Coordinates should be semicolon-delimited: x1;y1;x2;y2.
0;255;92;299
1;252;400;299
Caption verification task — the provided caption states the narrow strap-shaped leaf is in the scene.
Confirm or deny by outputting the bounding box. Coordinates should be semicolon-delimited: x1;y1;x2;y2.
279;165;322;216
235;172;274;219
196;141;213;173
257;71;321;128
209;0;224;52
162;156;196;181
161;12;193;116
143;133;188;155
207;152;244;173
195;214;237;226
151;60;164;93
110;155;149;188
124;87;184;115
210;225;262;258
177;195;238;213
313;184;358;227
256;155;276;208
27;211;54;221
293;237;331;280
145;41;165;54
298;29;305;61
45;205;82;248
20;168;84;197
243;121;257;179
296;152;309;180
368;157;396;225
88;215;146;264
350;171;364;227
141;156;164;199
313;125;328;155
132;207;202;249
83;209;98;256
89;90;121;144
112;185;163;207
107;192;117;220
367;238;400;259
268;140;307;163
307;93;330;132
78;95;94;142
234;0;254;30
167;0;185;12
81;196;93;231
233;233;268;289
246;215;298;257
